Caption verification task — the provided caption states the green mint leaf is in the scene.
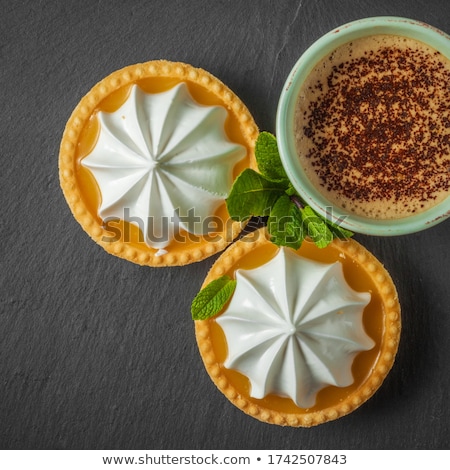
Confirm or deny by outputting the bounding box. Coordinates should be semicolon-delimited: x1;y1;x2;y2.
301;206;333;249
255;131;289;182
268;194;305;250
285;183;299;197
326;218;354;239
191;275;237;320
226;168;289;221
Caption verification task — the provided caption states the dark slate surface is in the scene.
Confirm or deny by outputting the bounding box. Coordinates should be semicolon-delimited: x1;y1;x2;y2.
1;0;450;450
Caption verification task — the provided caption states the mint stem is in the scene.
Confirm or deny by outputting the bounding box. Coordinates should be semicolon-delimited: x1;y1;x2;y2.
290;195;304;210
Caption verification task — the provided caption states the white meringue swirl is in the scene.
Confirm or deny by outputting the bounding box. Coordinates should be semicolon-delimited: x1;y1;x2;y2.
82;83;246;249
216;247;374;408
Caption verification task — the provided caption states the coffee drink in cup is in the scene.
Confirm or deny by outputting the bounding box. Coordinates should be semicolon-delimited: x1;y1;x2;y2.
294;34;450;219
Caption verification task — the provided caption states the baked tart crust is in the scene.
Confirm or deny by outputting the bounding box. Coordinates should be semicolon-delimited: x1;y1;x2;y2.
195;228;401;426
59;60;258;266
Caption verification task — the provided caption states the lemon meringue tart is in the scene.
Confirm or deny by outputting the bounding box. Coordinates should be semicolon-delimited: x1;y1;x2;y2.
195;229;401;426
59;61;258;266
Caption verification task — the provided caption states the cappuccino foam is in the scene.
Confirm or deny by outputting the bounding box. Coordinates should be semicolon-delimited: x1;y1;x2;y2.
295;34;450;219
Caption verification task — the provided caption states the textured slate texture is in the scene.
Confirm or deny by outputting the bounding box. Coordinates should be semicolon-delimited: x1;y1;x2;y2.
1;0;450;450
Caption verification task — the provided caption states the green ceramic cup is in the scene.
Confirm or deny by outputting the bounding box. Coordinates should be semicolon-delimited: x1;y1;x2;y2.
276;17;450;236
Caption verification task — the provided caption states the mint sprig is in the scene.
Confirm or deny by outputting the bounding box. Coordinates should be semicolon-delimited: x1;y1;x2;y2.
191;275;236;320
226;131;353;250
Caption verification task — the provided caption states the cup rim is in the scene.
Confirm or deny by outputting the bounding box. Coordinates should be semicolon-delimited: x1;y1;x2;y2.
276;16;450;236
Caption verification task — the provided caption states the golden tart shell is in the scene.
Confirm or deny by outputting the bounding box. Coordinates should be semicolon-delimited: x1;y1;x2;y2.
59;60;258;266
195;228;401;427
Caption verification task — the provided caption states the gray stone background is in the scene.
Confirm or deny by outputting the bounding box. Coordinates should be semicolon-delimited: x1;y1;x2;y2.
1;0;449;449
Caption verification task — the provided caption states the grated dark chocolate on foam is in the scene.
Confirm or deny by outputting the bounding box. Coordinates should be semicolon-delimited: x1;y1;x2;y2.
300;45;450;215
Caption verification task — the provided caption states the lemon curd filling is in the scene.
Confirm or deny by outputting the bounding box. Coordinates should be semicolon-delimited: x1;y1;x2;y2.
75;78;252;254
